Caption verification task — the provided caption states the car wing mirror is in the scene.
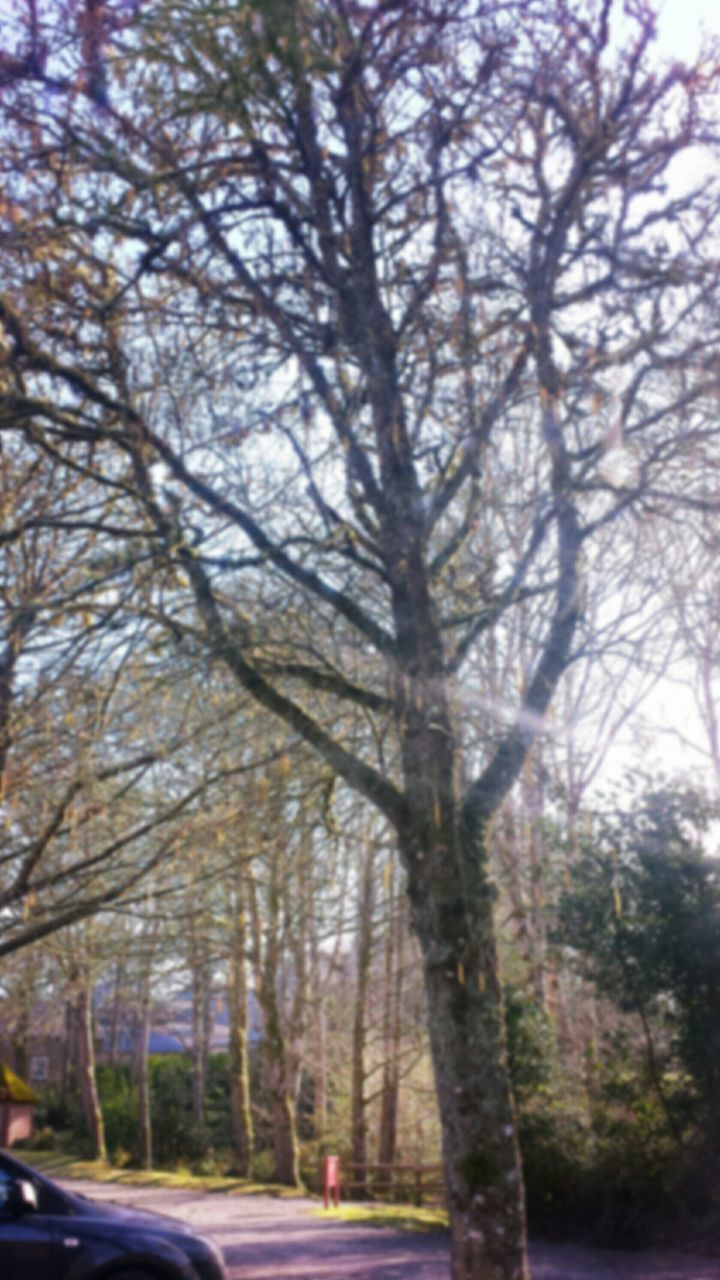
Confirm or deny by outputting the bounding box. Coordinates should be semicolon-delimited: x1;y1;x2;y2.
10;1179;39;1215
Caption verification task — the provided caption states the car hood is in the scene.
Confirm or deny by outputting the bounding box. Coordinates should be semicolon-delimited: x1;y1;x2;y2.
68;1192;201;1239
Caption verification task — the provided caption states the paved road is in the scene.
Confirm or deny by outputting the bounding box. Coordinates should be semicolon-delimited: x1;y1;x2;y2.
58;1180;719;1280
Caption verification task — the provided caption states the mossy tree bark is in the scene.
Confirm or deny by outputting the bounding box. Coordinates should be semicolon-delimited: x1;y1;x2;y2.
76;985;106;1163
136;924;158;1171
378;881;405;1173
189;888;212;1130
249;834;302;1188
350;841;375;1196
136;972;153;1171
228;859;254;1178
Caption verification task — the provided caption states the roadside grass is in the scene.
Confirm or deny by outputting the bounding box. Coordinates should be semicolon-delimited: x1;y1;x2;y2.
314;1203;449;1233
23;1153;449;1227
23;1151;306;1198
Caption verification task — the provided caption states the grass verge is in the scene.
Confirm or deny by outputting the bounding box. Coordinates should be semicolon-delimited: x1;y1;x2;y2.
313;1203;449;1233
23;1151;306;1198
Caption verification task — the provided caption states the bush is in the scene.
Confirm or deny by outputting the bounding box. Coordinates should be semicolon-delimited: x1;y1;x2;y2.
504;987;690;1242
298;1139;324;1193
149;1056;205;1166
250;1148;275;1183
35;1084;82;1136
96;1065;139;1162
148;1055;233;1171
12;1126;57;1152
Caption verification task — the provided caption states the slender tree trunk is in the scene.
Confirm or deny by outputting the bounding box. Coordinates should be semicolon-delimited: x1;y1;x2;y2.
108;959;125;1068
0;606;36;789
350;842;375;1195
269;1074;300;1186
60;1000;74;1109
189;907;210;1128
522;756;548;1008
285;848;310;1123
263;1010;300;1186
310;829;349;1154
305;862;326;1147
312;995;327;1147
378;884;405;1170
136;956;154;1169
12;1004;29;1081
76;985;106;1161
249;853;301;1187
228;861;254;1176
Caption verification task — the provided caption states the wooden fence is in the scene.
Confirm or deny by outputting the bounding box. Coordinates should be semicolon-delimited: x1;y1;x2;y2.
341;1161;445;1207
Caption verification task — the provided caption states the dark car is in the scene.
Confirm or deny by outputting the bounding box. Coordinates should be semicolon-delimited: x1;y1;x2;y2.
0;1148;226;1280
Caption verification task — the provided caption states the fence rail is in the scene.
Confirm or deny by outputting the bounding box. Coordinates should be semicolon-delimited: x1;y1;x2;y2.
341;1161;446;1207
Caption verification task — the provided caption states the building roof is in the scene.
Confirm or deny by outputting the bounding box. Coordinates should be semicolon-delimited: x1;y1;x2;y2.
0;1062;39;1104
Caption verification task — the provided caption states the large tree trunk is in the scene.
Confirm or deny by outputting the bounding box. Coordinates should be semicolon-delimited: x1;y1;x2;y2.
76;985;106;1162
381;462;532;1278
405;821;528;1280
392;577;530;1280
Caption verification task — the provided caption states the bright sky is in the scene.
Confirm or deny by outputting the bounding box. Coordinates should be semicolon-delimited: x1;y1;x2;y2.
656;0;717;56
641;4;719;788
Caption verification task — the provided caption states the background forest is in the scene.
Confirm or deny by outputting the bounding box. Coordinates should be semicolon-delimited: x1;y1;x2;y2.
1;0;719;1273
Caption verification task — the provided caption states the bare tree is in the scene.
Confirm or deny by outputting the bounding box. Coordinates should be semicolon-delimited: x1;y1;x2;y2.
1;2;719;1274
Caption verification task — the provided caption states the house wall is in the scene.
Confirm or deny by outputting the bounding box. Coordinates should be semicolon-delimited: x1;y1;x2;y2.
0;1102;34;1147
0;1036;67;1088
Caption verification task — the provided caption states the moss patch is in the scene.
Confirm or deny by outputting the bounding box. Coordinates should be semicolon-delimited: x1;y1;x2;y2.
456;1149;501;1193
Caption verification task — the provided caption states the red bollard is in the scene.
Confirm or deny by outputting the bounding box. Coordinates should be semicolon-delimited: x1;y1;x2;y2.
323;1155;341;1208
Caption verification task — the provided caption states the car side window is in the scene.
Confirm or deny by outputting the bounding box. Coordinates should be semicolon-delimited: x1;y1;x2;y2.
33;1176;65;1215
0;1164;64;1217
0;1165;16;1216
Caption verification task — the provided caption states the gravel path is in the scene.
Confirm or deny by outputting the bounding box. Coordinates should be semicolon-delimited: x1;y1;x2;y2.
58;1180;719;1280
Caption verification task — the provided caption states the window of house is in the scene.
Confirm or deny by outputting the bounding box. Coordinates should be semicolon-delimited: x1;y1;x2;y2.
29;1055;48;1082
